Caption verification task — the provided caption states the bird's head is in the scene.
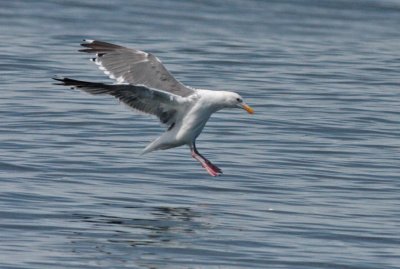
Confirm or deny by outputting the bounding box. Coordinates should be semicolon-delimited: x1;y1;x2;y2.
222;92;254;114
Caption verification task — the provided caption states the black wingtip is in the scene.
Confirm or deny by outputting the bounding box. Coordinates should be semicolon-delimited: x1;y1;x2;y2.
81;39;93;44
79;39;93;51
52;76;66;85
52;77;76;87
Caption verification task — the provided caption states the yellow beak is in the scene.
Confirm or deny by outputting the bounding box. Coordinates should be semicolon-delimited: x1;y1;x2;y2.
241;103;254;114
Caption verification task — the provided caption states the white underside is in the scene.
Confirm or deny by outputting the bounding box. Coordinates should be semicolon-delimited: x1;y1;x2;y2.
141;90;222;154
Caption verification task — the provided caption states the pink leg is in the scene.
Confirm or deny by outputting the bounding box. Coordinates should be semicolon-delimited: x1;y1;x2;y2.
190;143;222;176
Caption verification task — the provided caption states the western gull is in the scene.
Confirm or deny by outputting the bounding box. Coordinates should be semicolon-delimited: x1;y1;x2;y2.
54;40;254;176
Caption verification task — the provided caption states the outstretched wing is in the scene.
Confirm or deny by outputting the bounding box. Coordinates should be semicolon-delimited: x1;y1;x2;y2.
53;77;181;128
80;40;195;97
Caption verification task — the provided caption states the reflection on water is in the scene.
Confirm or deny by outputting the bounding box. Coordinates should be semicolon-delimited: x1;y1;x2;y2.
65;206;217;268
1;0;400;268
69;206;206;266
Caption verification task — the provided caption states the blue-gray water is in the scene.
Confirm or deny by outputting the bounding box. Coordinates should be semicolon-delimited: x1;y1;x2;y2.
1;0;400;268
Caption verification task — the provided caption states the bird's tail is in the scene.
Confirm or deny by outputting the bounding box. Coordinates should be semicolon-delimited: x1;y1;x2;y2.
141;137;162;155
141;135;180;155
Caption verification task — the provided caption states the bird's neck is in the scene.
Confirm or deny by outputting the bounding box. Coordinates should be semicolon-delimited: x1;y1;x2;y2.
197;89;229;111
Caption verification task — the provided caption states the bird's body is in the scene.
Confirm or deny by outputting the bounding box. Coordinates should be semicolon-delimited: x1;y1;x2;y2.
143;89;233;153
54;40;253;176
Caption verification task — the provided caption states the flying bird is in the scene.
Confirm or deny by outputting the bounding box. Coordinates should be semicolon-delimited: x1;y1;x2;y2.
54;40;254;176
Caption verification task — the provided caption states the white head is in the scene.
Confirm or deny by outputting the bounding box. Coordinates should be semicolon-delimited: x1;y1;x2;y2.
220;91;254;114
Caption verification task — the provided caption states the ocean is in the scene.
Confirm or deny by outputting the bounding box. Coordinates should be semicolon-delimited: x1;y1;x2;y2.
0;0;399;268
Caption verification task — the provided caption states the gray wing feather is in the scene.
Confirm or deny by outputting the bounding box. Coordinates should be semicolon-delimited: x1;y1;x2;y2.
53;77;179;127
80;40;195;97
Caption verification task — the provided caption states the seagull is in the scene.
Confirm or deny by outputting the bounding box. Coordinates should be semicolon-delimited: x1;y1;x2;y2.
54;40;254;176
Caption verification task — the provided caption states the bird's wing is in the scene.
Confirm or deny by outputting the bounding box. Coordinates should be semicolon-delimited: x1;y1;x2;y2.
53;77;183;128
79;40;195;97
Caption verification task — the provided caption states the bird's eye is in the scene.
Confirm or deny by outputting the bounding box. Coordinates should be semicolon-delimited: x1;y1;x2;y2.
236;98;242;102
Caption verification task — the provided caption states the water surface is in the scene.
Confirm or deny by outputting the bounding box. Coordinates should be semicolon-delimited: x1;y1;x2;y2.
0;0;399;268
